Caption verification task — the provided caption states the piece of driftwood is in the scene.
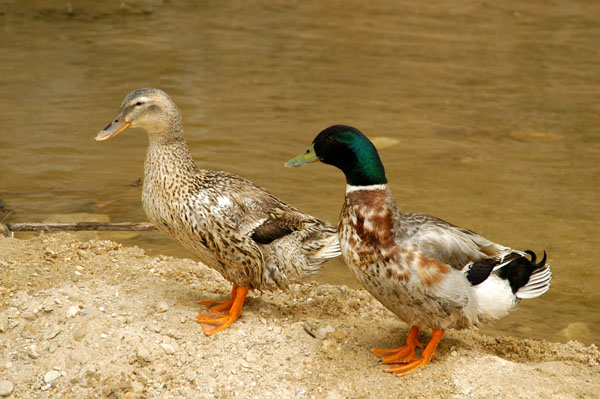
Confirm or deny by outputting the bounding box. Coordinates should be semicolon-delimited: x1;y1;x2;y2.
2;222;158;235
0;179;142;196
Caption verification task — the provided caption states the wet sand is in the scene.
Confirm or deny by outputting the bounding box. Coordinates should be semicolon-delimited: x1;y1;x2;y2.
0;233;598;398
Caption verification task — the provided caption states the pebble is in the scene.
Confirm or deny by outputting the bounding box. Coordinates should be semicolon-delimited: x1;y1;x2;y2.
156;302;169;313
21;311;36;321
66;305;79;319
136;344;153;363
0;316;8;333
73;324;88;342
26;344;40;359
0;380;14;397
303;322;335;340
41;299;54;313
21;324;37;339
43;324;61;340
160;343;175;355
43;370;61;384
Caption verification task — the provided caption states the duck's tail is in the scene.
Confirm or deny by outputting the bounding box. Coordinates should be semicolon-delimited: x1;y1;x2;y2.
262;223;341;290
469;250;551;320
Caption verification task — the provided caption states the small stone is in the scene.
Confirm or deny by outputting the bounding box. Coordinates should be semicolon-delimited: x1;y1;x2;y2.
100;333;108;339
41;299;54;313
273;326;282;335
451;351;458;357
303;322;335;340
21;311;36;320
0;316;8;333
66;305;79;319
160;343;175;355
43;324;61;340
148;323;161;333
73;324;88;342
26;344;40;359
21;324;37;339
43;370;61;384
136;344;152;363
156;302;169;313
0;379;14;397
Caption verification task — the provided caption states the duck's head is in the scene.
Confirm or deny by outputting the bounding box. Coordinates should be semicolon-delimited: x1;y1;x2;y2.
95;87;183;143
285;125;387;186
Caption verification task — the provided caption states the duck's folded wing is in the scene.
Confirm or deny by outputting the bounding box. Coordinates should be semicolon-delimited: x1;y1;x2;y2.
399;213;513;271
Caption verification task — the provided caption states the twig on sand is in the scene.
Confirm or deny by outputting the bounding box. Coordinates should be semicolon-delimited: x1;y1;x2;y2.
0;222;157;237
0;179;142;195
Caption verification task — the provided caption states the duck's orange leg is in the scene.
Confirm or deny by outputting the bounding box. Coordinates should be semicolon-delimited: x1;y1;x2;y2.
197;285;238;313
196;285;249;335
371;326;424;364
386;329;445;376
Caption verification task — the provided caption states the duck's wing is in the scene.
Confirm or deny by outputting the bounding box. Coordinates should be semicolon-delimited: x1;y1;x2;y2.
191;170;335;288
398;212;513;271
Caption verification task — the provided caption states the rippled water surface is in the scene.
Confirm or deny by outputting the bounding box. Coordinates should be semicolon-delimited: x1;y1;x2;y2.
1;0;599;344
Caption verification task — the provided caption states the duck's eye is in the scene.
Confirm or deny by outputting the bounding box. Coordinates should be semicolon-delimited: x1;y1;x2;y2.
135;101;143;106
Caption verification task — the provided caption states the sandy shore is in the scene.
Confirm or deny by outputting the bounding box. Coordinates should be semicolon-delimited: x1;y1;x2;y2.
0;233;598;398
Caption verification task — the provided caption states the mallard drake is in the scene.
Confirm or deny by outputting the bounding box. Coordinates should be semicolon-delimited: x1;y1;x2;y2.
286;125;551;376
95;88;340;335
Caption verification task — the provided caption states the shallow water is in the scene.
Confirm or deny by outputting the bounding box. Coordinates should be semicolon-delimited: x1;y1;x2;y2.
1;0;598;344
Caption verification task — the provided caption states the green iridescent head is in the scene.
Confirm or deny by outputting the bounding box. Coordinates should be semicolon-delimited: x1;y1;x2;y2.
285;125;387;186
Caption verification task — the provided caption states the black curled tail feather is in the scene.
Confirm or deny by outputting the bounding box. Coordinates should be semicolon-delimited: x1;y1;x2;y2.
497;250;551;297
524;250;547;269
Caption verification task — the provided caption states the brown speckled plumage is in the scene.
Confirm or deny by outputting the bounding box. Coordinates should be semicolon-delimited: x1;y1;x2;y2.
98;88;340;293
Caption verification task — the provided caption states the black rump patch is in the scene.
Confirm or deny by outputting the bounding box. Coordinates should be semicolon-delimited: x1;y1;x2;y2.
251;220;293;244
465;258;497;286
497;250;547;293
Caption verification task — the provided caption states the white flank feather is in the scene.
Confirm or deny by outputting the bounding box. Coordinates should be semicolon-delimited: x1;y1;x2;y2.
474;274;517;320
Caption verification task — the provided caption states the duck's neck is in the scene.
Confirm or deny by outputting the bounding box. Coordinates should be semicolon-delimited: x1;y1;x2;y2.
145;134;198;184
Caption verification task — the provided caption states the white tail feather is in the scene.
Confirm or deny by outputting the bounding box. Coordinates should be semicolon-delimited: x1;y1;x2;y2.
310;235;341;260
516;265;551;299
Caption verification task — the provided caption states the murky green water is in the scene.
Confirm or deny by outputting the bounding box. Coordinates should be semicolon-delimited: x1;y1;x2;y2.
1;0;599;344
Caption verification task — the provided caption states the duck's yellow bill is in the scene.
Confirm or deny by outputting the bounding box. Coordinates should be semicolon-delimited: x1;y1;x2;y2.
95;119;131;141
284;144;319;167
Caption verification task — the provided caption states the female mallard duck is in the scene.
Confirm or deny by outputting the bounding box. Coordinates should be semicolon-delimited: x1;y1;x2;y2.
95;88;340;335
286;125;551;376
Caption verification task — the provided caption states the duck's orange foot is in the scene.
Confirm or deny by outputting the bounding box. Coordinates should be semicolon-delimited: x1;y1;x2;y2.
198;297;235;313
379;328;445;377
386;356;431;376
371;326;424;364
195;285;249;336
